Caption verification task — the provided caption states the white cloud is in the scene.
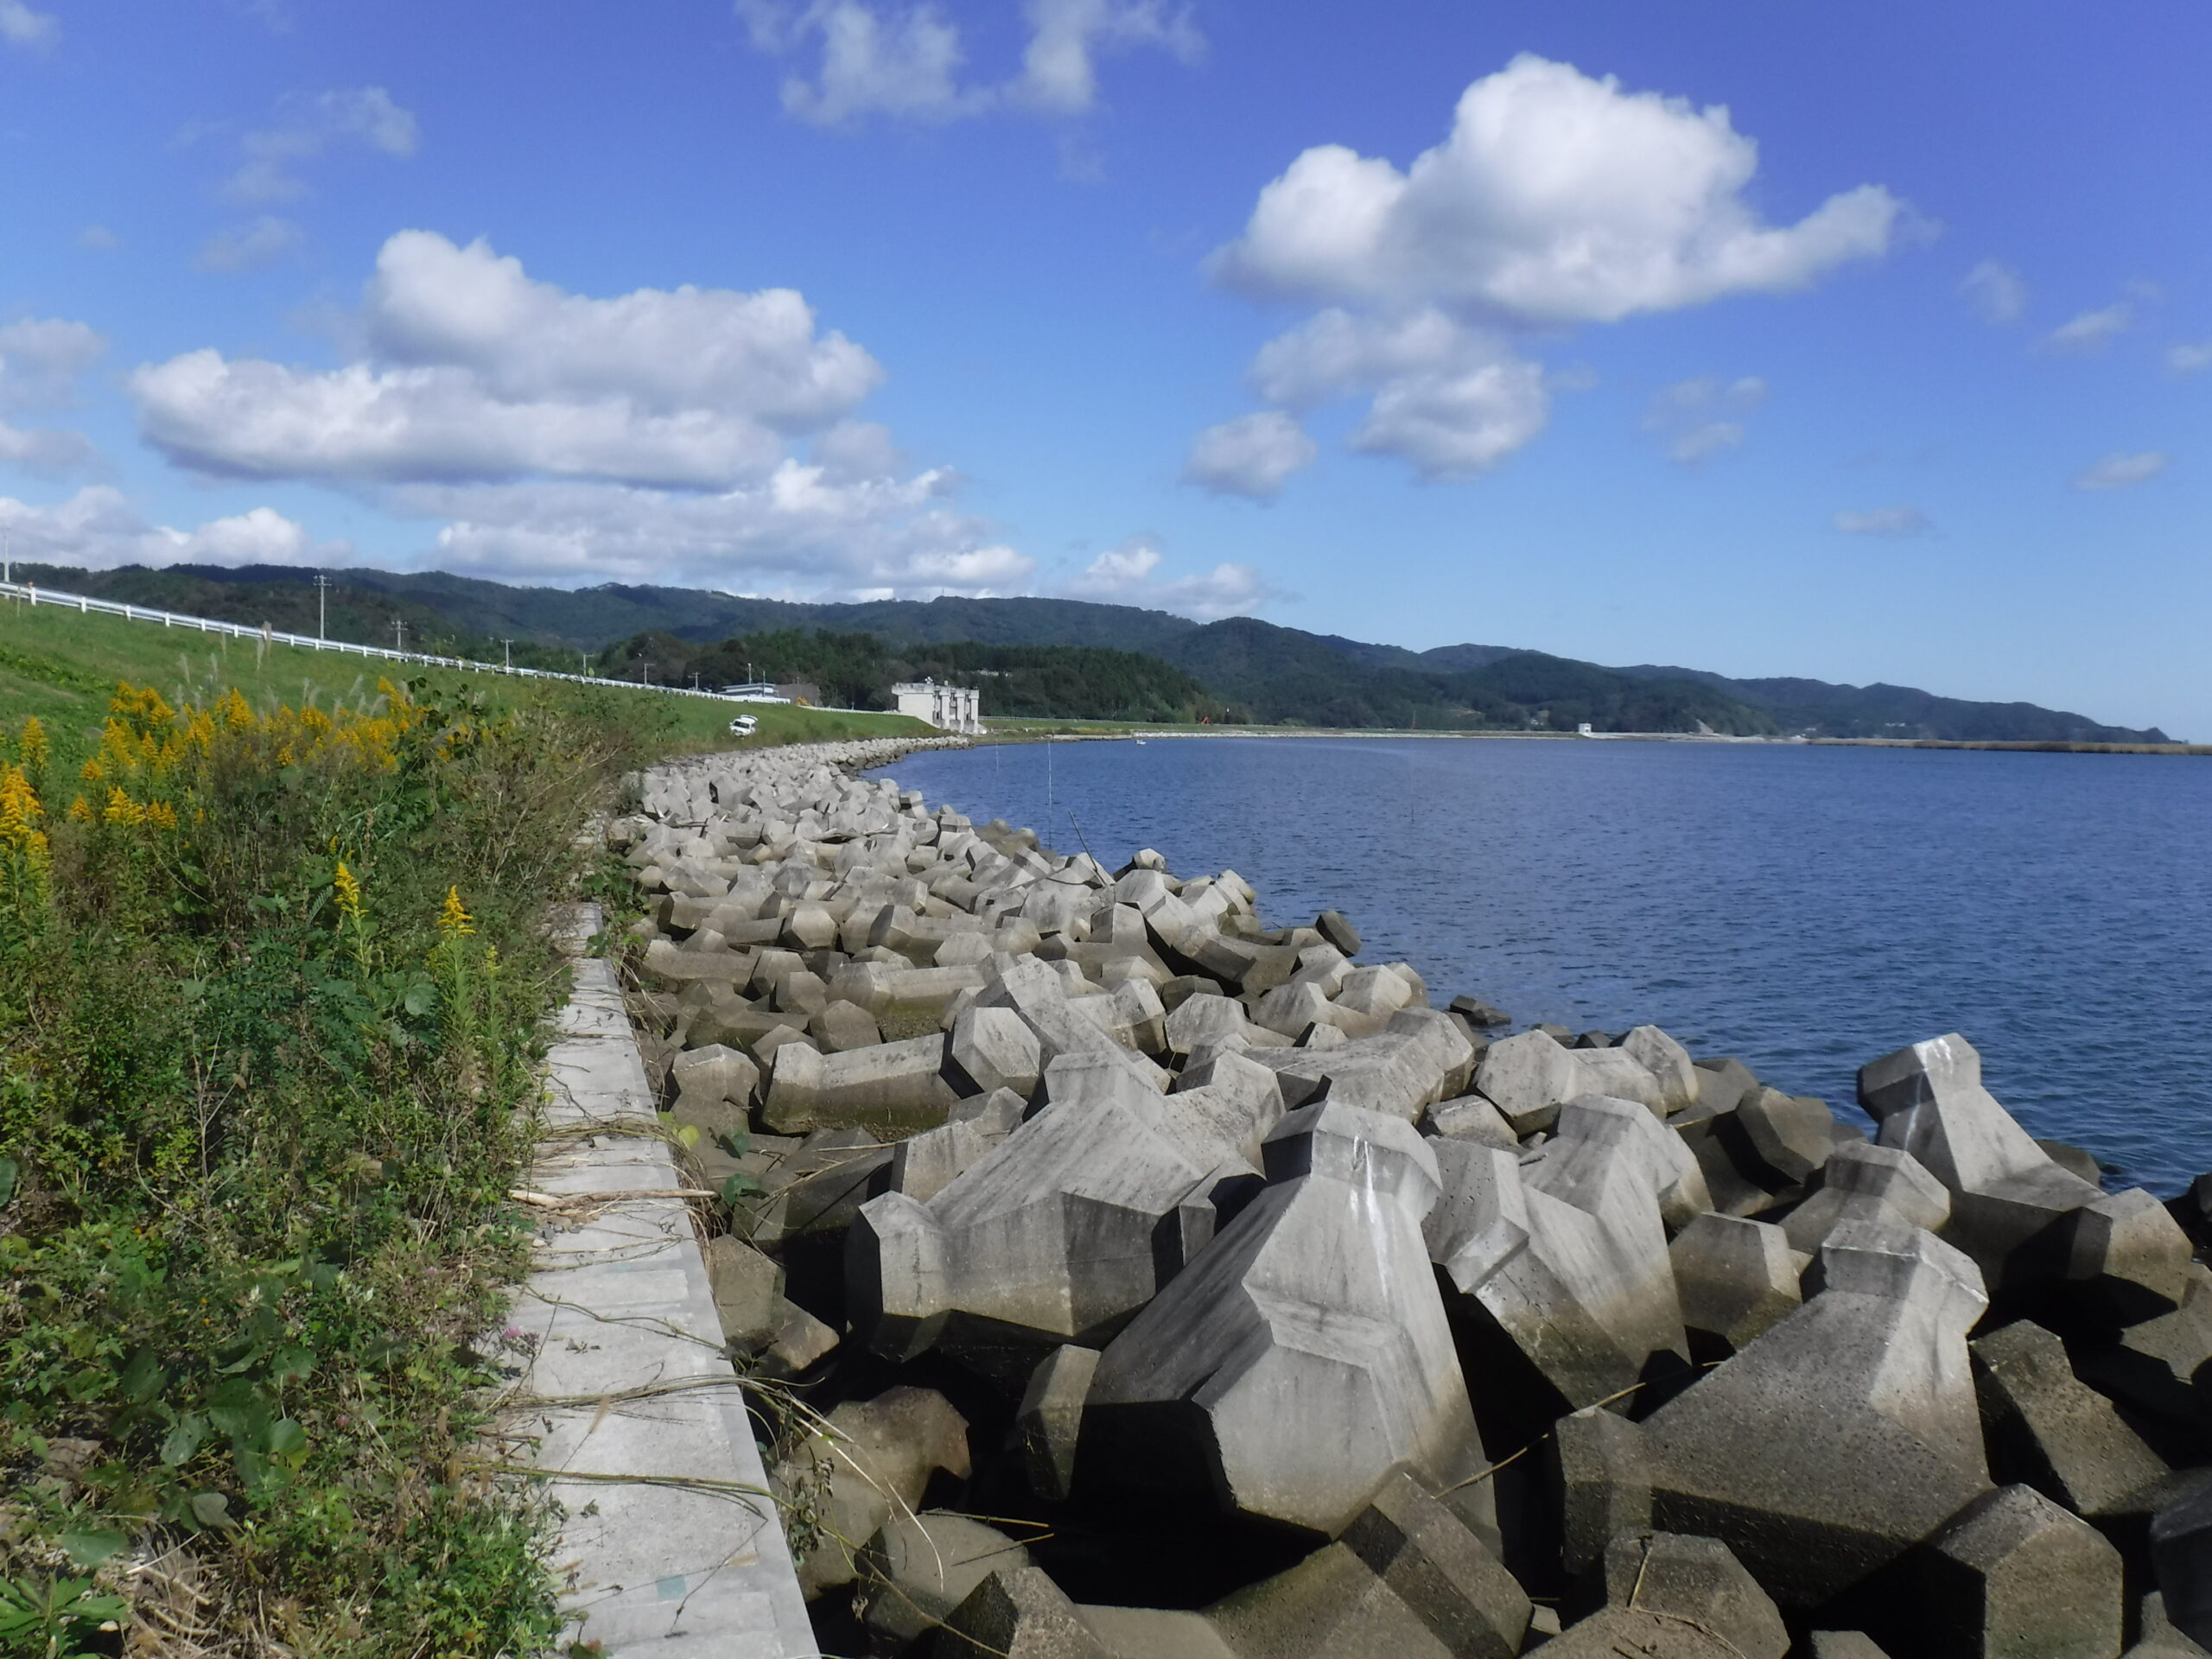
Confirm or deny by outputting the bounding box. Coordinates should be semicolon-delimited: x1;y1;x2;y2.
0;486;344;569
1349;354;1548;478
0;423;97;477
0;318;106;409
124;231;1060;601
2072;451;2168;492
1062;534;1274;620
734;0;1199;124
363;232;880;425
1641;374;1765;467
1182;411;1315;500
738;0;975;124
76;225;121;252
810;419;906;482
2039;303;2132;355
1960;260;2026;324
399;467;1033;597
0;0;55;47
134;232;885;490
195;216;306;273
1211;54;1902;325
1243;307;1549;480
1834;505;1930;537
133;354;798;490
225;87;420;205
2166;341;2212;377
1197;57;1892;486
1013;0;1200;113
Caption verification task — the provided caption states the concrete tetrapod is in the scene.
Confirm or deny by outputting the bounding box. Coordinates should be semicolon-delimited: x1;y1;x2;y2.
1861;1033;2191;1308
1629;1221;1995;1608
1078;1101;1489;1539
1202;1472;1530;1659
845;1064;1227;1371
1909;1484;2126;1659
1425;1097;1694;1411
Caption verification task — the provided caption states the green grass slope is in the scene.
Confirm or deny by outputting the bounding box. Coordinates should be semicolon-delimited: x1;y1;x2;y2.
0;598;929;768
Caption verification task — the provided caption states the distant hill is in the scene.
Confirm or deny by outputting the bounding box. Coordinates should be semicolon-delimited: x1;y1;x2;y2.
6;561;2172;742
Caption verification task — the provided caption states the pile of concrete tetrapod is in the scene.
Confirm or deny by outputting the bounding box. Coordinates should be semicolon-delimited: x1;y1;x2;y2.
604;737;2212;1659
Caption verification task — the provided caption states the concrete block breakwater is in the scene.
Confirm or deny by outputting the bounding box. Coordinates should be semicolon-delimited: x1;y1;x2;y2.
607;736;2212;1659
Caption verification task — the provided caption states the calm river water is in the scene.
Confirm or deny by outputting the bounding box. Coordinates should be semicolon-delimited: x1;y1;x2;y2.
874;736;2212;1194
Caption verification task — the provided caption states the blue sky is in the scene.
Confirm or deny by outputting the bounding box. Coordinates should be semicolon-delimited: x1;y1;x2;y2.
0;1;2205;734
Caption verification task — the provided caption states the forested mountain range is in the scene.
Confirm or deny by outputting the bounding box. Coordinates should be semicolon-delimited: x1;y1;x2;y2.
7;561;2171;742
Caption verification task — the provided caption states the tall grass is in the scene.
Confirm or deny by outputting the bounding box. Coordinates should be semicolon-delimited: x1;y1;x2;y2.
0;674;643;1656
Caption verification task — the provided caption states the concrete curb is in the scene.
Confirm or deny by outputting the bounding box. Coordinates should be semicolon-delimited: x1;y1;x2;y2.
506;901;816;1657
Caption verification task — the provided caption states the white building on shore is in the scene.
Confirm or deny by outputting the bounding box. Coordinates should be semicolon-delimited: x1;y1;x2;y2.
893;678;982;734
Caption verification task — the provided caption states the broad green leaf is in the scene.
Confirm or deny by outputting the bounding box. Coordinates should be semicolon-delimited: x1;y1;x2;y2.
720;1172;760;1205
160;1414;207;1466
118;1349;165;1405
59;1529;126;1569
187;1491;232;1529
0;1157;16;1209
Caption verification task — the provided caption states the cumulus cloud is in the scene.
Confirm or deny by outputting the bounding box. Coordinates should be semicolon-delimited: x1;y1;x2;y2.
1194;56;1896;489
399;467;1033;596
2039;303;2132;355
1834;505;1930;537
0;486;344;569
1061;535;1274;620
224;87;420;204
0;0;56;47
362;231;880;425
1243;307;1550;480
1960;260;2026;324
1012;0;1201;113
1641;375;1766;467
1182;411;1315;500
1211;55;1902;325
194;215;305;273
126;231;1052;600
734;0;1198;124
2166;341;2212;377
134;232;883;490
2072;451;2168;492
0;318;107;409
0;423;98;477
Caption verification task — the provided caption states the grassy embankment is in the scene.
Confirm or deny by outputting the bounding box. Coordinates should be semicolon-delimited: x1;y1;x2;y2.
0;599;925;1657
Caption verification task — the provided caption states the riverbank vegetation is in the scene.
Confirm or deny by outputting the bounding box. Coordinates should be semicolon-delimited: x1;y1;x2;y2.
0;600;861;1656
598;627;1246;724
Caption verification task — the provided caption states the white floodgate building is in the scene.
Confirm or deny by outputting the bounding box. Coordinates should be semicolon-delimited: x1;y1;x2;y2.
892;678;982;734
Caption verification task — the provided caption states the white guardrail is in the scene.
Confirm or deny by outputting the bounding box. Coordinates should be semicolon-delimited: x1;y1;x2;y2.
0;579;747;703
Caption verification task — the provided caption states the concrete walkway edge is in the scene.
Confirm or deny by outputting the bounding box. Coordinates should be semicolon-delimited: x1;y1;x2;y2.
505;900;817;1658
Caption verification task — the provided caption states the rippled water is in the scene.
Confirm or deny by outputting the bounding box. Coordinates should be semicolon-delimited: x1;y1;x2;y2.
874;735;2212;1194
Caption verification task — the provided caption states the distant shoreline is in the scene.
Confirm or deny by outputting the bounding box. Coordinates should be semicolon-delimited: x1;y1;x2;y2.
979;723;2207;754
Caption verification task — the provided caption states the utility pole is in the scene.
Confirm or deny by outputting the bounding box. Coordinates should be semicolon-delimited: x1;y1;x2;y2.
690;671;701;690
314;573;332;639
500;638;513;670
392;617;406;653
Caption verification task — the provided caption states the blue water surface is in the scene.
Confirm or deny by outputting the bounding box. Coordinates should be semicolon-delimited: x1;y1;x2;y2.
873;736;2212;1194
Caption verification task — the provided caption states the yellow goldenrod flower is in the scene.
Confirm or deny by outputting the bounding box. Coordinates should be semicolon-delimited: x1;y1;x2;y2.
334;860;364;924
0;765;44;855
145;800;178;831
79;758;105;783
19;717;48;774
67;794;92;823
437;886;475;937
103;787;144;828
